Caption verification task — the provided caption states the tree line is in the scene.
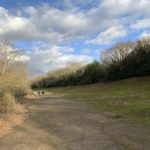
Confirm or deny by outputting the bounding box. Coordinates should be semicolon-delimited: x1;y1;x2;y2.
31;37;150;88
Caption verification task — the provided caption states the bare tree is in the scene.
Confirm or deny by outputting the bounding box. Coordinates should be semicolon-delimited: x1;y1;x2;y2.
139;36;150;46
0;40;10;75
100;41;135;65
66;62;82;72
0;40;20;75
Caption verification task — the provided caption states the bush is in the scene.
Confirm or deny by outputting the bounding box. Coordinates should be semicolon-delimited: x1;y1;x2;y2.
0;93;16;113
13;89;27;98
31;61;106;88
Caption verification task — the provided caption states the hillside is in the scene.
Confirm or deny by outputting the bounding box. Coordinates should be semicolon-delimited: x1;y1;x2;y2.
46;76;150;124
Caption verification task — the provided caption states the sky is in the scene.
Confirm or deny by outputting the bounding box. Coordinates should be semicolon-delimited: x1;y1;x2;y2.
0;0;150;76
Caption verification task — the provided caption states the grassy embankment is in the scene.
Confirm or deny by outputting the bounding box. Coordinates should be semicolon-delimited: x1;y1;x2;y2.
41;76;150;124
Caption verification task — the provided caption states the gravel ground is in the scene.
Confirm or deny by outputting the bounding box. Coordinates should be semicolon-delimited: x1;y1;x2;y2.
0;96;149;150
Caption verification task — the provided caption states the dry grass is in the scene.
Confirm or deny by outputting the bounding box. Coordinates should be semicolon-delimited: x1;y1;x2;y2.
0;104;27;137
24;94;37;100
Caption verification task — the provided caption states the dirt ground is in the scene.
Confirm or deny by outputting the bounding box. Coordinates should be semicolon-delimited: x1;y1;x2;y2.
0;96;149;150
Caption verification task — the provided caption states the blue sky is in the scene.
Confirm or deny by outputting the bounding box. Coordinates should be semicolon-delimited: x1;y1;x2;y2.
0;0;150;75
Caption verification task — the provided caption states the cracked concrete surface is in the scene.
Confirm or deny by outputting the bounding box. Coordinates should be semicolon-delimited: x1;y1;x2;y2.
0;96;149;150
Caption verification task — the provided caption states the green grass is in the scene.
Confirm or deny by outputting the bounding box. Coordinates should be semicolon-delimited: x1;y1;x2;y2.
41;76;150;124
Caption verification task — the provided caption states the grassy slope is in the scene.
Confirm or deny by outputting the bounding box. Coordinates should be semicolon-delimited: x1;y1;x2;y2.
44;76;150;124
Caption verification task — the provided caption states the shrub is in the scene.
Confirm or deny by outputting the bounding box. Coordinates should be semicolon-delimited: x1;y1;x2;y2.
13;89;27;98
0;93;16;113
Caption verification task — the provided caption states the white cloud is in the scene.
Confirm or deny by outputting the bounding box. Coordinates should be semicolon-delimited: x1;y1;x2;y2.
131;19;150;30
14;55;30;62
80;48;92;54
139;31;150;39
28;45;93;75
62;47;75;53
0;0;149;44
95;49;102;56
0;7;28;35
0;0;150;75
86;26;127;45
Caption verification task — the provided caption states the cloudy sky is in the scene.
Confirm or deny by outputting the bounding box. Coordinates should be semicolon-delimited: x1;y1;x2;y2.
0;0;150;75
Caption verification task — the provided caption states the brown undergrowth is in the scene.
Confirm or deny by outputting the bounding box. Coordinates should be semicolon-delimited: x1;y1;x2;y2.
0;104;28;137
